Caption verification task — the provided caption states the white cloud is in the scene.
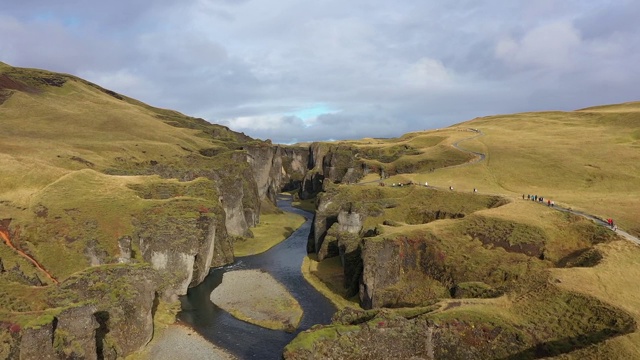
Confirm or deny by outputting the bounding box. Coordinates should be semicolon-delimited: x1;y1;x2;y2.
2;1;639;142
495;21;581;70
404;57;452;88
224;114;303;132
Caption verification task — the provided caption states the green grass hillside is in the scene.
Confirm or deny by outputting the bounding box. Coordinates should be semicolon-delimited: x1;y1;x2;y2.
320;103;639;237
403;103;640;237
299;101;640;359
0;62;292;342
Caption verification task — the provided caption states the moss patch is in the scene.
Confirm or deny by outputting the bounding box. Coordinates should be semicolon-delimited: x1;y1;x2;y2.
234;212;305;257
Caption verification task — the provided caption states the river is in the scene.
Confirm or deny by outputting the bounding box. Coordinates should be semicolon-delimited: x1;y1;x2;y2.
177;195;337;359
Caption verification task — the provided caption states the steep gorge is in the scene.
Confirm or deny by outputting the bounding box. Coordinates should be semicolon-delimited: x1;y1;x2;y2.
0;62;381;358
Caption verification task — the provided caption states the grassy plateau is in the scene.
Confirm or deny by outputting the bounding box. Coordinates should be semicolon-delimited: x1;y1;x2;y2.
294;101;640;359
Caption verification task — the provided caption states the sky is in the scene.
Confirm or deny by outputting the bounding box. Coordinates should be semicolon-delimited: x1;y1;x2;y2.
2;1;639;144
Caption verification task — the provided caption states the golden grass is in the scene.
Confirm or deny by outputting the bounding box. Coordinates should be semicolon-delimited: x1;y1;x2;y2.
305;117;640;354
233;212;305;257
549;240;640;357
445;108;640;237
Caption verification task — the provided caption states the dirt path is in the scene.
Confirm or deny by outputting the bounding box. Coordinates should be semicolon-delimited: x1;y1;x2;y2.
362;128;640;246
0;227;59;284
449;128;486;167
445;129;640;246
549;204;640;245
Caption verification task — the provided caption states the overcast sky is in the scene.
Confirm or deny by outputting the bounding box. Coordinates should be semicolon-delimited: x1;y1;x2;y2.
2;1;639;143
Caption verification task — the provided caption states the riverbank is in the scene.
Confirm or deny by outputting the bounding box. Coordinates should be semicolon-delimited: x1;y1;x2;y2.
144;324;237;360
301;255;360;310
233;206;306;257
210;269;304;332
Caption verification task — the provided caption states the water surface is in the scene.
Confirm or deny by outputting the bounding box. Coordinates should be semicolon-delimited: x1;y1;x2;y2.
178;195;336;359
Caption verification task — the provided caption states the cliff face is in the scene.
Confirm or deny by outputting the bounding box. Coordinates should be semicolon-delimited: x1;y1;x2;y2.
246;144;309;205
299;143;369;199
306;185;550;310
0;63;384;359
307;190;370;297
11;265;158;360
1;137;373;359
136;207;221;302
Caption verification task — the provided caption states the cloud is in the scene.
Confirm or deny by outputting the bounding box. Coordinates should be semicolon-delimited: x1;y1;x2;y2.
495;21;581;70
403;57;452;88
1;1;639;143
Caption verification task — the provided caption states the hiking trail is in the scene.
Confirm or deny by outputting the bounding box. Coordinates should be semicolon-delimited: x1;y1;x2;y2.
360;128;640;246
442;128;640;246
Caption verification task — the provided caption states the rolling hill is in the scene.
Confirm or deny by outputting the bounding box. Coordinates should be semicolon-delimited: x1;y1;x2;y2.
2;61;640;359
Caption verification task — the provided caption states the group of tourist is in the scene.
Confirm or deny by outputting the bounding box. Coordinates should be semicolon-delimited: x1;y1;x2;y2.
388;181;483;194
524;193;619;232
523;194;555;207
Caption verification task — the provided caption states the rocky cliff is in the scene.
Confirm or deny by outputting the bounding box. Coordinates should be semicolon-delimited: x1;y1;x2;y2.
0;63;340;359
293;182;636;359
299;143;371;199
245;143;309;205
0;62;482;359
2;265;158;360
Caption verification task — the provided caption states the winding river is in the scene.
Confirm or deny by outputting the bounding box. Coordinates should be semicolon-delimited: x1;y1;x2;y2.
177;195;337;359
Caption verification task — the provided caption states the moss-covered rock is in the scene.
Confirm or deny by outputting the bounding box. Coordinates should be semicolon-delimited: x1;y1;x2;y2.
49;264;158;358
285;287;636;360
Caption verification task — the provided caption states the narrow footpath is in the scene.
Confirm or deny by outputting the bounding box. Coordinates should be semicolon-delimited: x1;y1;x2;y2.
362;128;640;246
445;128;640;246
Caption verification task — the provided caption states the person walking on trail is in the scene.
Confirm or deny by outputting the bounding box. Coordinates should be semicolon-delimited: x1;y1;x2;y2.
607;218;615;229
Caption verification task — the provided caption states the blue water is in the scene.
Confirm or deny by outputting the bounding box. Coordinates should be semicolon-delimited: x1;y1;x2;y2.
177;195;336;359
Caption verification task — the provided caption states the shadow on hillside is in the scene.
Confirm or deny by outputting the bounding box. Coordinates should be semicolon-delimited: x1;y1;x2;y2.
556;247;603;268
500;327;635;360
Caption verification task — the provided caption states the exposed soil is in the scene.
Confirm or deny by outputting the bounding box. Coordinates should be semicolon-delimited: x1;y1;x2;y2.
0;221;58;284
470;232;543;257
0;74;41;94
70;156;95;168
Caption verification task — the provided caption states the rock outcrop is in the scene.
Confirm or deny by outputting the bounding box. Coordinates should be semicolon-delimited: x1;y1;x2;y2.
54;265;159;358
285;289;637;360
6;265;158;360
299;143;369;199
19;305;100;360
246;144;308;205
136;210;220;302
